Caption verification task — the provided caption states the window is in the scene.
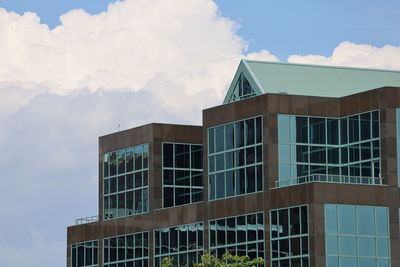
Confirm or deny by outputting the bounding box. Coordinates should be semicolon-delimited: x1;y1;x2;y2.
208;116;263;200
277;110;380;187
270;206;309;267
227;73;257;103
209;212;264;262
103;144;149;220
103;232;148;267
163;143;203;208
325;204;390;267
154;222;204;267
71;240;98;267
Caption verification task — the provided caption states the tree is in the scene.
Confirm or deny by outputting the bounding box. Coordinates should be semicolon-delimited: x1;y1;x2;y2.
161;252;264;267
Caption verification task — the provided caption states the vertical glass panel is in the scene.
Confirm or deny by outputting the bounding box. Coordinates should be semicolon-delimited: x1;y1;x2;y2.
226;171;234;197
279;163;291;180
360;112;371;140
143;144;148;169
208;128;215;154
271;210;278;238
338;205;356;234
309;117;326;144
255;116;262;143
278;209;289;237
290;207;300;235
327;118;339;145
310;146;326;164
126;148;134;172
246;147;255;164
348;115;359;143
278;115;290;143
226;151;234;169
372;110;379;138
327;148;339;164
279;144;290;162
175;144;190;168
110;152;117;176
375;207;388;236
245;118;255;145
224;124;235;151
339;236;356;255
237;216;246;243
376;238;389;257
235;121;245;147
340;118;348;145
117;150;125;174
301;206;308;234
215;126;225;153
163;143;173;167
104;153;110;178
215;154;225;171
216;172;225;199
134;145;143;170
191;145;202;169
326;236;338;255
357;206;375;235
296;116;308;143
358;237;376;256
296;145;309;163
209;155;215;172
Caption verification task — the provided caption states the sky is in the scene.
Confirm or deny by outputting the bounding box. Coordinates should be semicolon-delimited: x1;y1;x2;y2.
0;0;399;266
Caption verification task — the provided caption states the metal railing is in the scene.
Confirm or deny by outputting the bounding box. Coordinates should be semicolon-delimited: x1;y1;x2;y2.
275;174;383;188
75;215;99;225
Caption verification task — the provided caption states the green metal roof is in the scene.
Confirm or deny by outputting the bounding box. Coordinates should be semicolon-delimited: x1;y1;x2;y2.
223;59;400;104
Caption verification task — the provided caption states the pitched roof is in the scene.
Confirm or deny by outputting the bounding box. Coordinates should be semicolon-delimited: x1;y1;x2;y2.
223;59;400;104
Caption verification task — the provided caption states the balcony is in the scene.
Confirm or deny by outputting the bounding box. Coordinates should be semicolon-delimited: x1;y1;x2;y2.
274;174;383;188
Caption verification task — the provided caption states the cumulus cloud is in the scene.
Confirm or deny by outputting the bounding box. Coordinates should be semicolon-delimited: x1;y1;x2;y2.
288;41;400;70
0;2;277;266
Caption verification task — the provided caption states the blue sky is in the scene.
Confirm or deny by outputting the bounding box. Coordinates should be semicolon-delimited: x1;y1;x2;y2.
0;0;399;266
1;0;399;59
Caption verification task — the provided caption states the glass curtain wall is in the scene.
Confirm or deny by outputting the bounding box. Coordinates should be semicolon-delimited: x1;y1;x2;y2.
325;204;390;267
103;232;148;267
270;206;309;267
154;222;204;267
208;116;263;200
209;212;264;261
278;110;380;186
162;143;203;208
71;240;98;267
103;144;149;220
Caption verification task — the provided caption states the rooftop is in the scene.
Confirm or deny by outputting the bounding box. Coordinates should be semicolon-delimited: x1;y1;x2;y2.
224;60;400;103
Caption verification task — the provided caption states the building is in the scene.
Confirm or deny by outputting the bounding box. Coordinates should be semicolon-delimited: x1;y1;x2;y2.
67;60;400;267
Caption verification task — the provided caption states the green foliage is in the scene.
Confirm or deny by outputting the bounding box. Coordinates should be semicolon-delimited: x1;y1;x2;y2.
161;252;263;267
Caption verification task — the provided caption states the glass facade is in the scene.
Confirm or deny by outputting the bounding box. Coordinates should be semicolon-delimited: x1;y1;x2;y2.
227;72;257;103
278;111;380;186
103;232;148;267
208;116;263;200
71;240;98;267
270;206;309;267
209;212;264;261
154;222;204;267
325;204;390;267
162;143;203;208
103;144;149;220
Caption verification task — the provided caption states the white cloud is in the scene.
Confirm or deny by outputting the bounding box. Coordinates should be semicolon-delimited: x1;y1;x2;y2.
288;41;400;70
